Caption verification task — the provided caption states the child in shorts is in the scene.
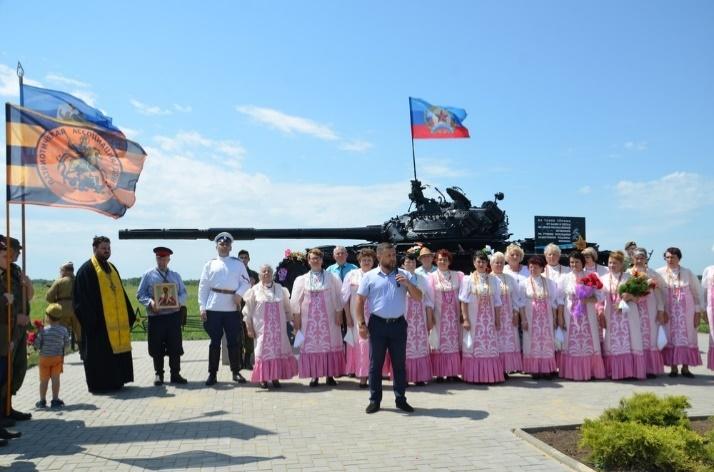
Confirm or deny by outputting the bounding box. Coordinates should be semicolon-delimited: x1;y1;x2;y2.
34;303;70;408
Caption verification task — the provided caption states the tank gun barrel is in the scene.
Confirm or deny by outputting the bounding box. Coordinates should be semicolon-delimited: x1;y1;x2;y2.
118;226;385;242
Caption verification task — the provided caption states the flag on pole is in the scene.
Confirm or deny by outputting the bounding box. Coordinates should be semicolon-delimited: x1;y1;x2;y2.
21;84;122;134
409;97;470;139
5;103;146;218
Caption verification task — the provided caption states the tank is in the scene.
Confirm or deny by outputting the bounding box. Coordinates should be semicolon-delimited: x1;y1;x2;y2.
119;178;600;284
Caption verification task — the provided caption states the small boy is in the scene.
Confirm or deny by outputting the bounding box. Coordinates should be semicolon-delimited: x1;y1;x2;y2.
34;303;70;408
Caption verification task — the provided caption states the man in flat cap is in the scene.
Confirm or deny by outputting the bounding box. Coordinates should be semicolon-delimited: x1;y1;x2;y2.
198;232;251;386
46;262;81;353
73;236;135;393
137;247;188;385
0;235;33;424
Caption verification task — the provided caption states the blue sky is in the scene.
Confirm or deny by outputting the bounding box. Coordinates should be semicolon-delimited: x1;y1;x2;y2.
1;0;713;279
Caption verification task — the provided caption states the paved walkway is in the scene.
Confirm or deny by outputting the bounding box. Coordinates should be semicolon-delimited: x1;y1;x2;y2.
1;334;712;471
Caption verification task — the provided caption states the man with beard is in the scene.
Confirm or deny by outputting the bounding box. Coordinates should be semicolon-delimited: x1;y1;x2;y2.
356;242;422;414
73;236;135;393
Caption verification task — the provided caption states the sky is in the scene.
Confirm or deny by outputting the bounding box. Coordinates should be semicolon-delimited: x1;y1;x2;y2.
1;0;713;279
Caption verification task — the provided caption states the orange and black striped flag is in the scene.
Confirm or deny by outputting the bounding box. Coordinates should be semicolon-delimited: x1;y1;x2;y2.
5;103;146;218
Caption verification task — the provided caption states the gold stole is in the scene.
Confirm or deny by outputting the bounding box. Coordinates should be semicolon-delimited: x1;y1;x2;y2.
91;256;132;354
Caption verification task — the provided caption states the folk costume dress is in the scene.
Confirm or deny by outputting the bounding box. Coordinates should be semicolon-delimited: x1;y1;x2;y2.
429;269;465;377
459;272;504;383
291;270;346;378
601;271;646;380
701;265;714;370
656;265;703;367
628;267;666;375
341;269;391;378
519;275;560;374
504;264;529;281
404;271;433;383
558;271;606;381
493;272;524;373
243;282;298;383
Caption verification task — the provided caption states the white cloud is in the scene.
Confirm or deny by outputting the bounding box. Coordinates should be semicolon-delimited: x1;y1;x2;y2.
417;158;462;178
130;98;172;116
116;125;140;140
70;89;97;106
338;139;373;152
0;63;42;97
615;171;714;215
236;105;339;141
46;73;90;88
578;185;592;194
624;140;647;151
173;104;192;113
153;131;245;160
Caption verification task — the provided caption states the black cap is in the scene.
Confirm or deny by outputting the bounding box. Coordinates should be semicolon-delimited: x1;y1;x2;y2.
153;246;173;257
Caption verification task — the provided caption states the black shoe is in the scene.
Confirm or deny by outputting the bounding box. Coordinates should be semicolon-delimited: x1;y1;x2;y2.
359;382;368;389
170;374;188;384
348;373;356;378
154;374;164;386
435;377;444;383
35;400;47;409
260;382;269;389
232;372;247;384
9;409;31;421
681;370;695;378
0;417;14;428
205;374;218;386
326;376;337;386
415;381;426;387
309;378;319;387
396;399;414;413
365;402;380;414
669;370;679;377
272;380;281;388
0;428;21;439
50;399;65;409
646;373;657;379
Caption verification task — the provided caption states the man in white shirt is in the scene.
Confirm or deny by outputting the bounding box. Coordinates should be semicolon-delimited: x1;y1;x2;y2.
198;232;251;386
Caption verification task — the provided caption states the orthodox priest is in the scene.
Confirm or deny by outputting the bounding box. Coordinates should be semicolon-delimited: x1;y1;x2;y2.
73;236;135;393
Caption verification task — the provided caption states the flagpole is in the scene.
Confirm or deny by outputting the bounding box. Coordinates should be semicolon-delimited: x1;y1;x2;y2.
408;97;417;181
18;63;27;309
4;100;13;416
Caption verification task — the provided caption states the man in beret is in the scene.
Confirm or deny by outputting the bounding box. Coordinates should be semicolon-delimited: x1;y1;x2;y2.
73;236;135;393
137;247;188;385
0;235;33;424
46;261;81;353
198;232;251;386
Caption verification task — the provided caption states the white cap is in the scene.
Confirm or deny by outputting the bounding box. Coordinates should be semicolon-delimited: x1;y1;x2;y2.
214;231;234;243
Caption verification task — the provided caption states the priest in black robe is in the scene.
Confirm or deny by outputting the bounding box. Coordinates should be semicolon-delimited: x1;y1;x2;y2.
73;236;135;393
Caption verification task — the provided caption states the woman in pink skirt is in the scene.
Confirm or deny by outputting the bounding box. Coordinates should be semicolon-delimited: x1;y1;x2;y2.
656;247;704;378
402;250;434;385
701;264;714;371
429;249;464;382
519;255;562;379
504;243;529;281
459;250;504;384
629;247;667;377
490;252;523;375
600;250;646;380
342;248;378;388
243;264;298;389
558;251;605;381
290;248;345;387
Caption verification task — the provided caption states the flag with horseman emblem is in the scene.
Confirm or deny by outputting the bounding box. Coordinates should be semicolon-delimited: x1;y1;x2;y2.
5;103;146;218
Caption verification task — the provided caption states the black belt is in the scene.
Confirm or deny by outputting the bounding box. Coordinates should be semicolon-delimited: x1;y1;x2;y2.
370;314;404;324
211;288;235;295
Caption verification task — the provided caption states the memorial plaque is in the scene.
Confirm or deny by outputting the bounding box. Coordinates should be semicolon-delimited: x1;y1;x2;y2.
534;216;585;251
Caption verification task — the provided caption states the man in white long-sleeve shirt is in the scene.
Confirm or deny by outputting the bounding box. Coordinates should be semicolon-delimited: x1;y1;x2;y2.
198;232;251;386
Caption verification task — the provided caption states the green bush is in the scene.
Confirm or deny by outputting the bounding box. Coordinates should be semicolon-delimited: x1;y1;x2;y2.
601;392;690;428
580;393;714;471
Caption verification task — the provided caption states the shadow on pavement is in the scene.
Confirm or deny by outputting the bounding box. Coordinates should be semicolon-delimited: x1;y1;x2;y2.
7;417;275;460
2;461;38;471
411;407;489;420
86;450;284;470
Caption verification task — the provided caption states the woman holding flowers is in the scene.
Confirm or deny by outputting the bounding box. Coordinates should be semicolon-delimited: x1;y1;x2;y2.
701;264;714;371
243;264;298;389
656;247;704;377
600;250;646;380
490;251;523;374
342;248;378;387
290;248;345;387
402;251;434;385
519;255;562;378
459;250;504;383
428;249;464;381
629;248;667;377
558;251;606;381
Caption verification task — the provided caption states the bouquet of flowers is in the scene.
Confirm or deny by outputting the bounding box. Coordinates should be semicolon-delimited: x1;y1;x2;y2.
618;270;652;298
573;273;603;318
26;319;44;347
